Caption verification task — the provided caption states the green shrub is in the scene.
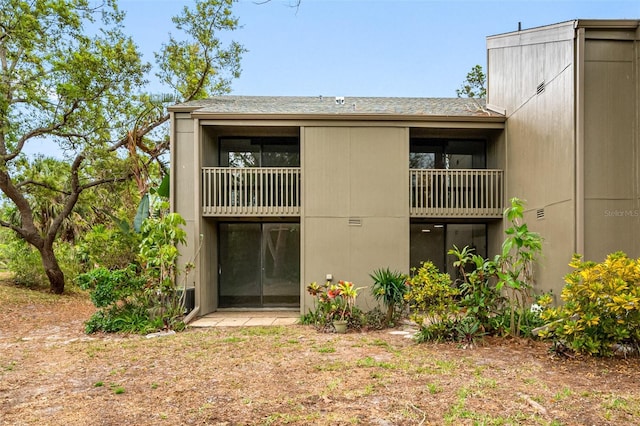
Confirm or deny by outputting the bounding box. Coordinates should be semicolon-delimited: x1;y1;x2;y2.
453;315;485;346
405;261;459;340
414;319;456;343
489;305;546;338
361;307;388;330
539;252;640;356
84;304;162;334
78;224;139;270
407;199;543;343
77;265;145;308
3;238;83;288
77;265;157;333
449;245;504;333
4;239;46;287
78;212;190;334
370;267;408;326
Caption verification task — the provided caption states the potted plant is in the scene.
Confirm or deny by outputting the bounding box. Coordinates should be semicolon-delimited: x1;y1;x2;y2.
305;280;363;333
329;280;361;333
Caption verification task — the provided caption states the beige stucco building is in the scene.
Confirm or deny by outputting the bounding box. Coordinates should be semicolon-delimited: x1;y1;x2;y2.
169;19;639;316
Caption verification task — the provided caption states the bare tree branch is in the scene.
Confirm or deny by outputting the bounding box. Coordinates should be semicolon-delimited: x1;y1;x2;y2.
16;179;70;195
79;174;132;192
3;99;82;162
0;218;27;238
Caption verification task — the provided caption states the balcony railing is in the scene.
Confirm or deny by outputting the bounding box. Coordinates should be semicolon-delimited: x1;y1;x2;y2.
202;167;301;216
410;169;503;218
202;167;502;218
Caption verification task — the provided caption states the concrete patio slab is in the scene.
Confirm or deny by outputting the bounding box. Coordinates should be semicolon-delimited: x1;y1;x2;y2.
188;318;223;327
215;317;251;327
188;310;299;328
244;317;277;326
273;317;299;326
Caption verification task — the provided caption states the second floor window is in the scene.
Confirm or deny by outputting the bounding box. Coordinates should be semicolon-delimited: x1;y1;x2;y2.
410;139;486;169
220;137;300;167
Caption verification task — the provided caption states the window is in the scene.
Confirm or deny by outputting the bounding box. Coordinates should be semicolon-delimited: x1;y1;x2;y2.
410;139;486;169
220;137;300;167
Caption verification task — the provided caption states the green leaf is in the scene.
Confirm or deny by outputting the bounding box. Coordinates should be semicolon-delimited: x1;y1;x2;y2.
157;174;170;198
134;194;150;233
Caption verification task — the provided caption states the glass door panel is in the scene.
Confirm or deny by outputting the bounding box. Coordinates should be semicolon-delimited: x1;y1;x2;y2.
410;223;486;277
262;223;300;307
219;223;261;307
219;223;300;308
446;224;487;281
410;224;445;272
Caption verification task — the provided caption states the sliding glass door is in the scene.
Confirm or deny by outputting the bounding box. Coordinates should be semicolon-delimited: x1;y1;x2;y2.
219;223;300;308
410;223;487;281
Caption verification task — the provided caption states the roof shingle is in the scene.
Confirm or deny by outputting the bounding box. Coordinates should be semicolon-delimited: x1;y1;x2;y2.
171;96;503;118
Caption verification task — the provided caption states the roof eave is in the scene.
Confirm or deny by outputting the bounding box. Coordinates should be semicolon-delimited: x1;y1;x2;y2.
168;105;204;113
574;19;640;30
187;112;506;123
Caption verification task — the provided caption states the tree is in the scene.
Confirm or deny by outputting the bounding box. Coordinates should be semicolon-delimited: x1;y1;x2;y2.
456;64;486;98
0;0;244;293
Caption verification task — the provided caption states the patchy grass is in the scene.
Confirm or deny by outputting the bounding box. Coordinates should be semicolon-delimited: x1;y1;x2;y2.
2;281;640;425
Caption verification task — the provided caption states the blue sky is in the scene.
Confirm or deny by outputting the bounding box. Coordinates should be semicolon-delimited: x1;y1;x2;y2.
119;0;640;98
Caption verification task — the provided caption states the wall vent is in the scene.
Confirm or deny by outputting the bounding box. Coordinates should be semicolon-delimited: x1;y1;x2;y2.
536;208;545;220
348;217;362;226
536;81;545;95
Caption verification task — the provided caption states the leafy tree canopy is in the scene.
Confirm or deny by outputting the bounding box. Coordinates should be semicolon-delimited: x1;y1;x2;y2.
0;0;245;293
456;64;486;99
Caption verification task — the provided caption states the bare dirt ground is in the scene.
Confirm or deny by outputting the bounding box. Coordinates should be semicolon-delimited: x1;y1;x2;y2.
1;282;639;426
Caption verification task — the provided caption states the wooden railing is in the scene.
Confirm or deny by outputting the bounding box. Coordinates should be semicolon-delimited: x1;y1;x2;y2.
410;169;503;218
202;167;502;218
202;167;301;216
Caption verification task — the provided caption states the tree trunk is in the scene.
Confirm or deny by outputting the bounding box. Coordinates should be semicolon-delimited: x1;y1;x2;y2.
386;305;394;326
40;243;65;294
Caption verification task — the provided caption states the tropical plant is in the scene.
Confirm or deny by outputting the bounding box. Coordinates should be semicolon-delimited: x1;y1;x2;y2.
304;280;364;331
407;199;543;343
454;315;485;348
448;245;503;332
370;267;408;326
405;261;459;333
77;265;145;310
538;252;640;356
494;198;543;336
78;212;190;333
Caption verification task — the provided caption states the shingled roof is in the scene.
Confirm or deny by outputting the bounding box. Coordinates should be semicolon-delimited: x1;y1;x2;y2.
170;96;504;120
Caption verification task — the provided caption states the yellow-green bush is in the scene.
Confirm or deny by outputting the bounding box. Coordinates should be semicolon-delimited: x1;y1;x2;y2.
539;252;640;356
405;261;459;330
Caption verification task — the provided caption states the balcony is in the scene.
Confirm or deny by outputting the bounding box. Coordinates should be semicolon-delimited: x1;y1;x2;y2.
202;167;502;219
410;169;504;218
202;167;301;216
